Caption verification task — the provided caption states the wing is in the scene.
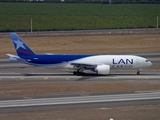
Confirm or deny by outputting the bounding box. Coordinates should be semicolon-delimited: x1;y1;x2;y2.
70;62;102;70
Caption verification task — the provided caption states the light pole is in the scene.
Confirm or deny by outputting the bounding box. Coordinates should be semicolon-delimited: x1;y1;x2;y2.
157;16;159;29
31;18;32;32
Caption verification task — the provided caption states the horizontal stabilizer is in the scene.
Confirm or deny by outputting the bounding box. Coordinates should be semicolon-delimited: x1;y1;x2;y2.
6;54;28;63
6;54;20;61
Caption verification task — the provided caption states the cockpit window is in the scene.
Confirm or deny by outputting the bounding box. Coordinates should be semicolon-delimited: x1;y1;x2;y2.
146;60;149;62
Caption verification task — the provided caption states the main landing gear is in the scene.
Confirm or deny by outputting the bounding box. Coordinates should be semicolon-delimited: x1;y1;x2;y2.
73;71;86;76
73;68;86;76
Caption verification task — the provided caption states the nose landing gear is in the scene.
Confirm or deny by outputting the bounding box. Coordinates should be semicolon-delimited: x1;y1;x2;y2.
137;71;140;75
137;69;142;75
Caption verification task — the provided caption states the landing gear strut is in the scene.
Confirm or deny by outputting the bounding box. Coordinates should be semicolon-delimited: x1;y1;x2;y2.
137;71;140;75
73;68;86;76
137;69;142;75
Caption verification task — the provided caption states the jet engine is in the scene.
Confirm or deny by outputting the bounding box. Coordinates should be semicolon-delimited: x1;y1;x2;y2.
95;64;110;75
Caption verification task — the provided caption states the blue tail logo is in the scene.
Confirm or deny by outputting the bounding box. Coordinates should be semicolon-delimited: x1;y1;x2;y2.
10;33;35;57
13;39;26;50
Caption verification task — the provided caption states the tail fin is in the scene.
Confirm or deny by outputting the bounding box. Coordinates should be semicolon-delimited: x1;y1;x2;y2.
10;33;36;57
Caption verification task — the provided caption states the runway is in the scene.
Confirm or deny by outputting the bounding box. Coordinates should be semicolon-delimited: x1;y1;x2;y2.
0;72;160;81
0;91;160;109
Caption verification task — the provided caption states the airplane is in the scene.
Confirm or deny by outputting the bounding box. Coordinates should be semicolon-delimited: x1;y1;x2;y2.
7;32;152;76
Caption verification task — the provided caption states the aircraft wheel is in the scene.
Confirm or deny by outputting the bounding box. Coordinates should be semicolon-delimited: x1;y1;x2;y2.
73;71;86;76
137;71;140;75
82;72;87;75
77;72;86;76
73;71;77;75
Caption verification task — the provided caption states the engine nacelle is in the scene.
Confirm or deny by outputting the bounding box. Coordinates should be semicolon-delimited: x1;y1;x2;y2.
95;64;110;75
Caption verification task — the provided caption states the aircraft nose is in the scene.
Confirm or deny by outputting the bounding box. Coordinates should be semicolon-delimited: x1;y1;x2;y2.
148;61;152;66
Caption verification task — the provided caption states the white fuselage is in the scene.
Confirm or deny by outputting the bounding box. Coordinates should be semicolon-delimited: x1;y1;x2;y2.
65;55;152;69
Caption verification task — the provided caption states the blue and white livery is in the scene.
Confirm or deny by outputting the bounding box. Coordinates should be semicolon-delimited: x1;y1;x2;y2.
7;33;152;75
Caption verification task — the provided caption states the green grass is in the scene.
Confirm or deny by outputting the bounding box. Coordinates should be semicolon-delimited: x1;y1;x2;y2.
0;3;160;32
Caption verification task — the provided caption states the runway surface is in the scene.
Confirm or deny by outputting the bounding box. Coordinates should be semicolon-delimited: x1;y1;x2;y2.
0;91;160;109
0;72;160;81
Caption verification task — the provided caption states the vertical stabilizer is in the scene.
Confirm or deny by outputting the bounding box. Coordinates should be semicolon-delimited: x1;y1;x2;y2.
10;33;36;57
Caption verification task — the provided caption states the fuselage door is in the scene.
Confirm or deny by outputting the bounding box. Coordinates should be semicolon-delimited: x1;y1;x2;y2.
136;58;139;66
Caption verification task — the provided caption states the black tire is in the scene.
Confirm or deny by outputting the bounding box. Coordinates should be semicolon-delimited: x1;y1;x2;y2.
73;71;77;75
137;72;140;75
